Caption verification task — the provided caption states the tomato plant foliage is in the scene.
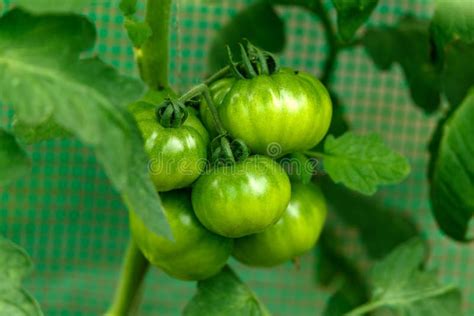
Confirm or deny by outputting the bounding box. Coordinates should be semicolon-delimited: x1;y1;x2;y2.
430;90;474;241
0;8;172;239
331;0;378;41
346;239;462;316
0;129;30;186
363;16;442;113
0;236;42;315
321;132;410;195
183;266;270;316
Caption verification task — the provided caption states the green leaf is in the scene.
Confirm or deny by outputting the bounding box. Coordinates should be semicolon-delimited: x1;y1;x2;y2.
442;41;474;107
363;17;441;113
119;0;137;16
431;0;474;48
430;1;474;107
0;287;43;316
0;236;42;315
321;179;420;259
363;16;441;113
0;236;32;286
347;238;462;316
12;116;71;144
0;9;171;238
322;132;410;195
332;0;378;41
316;228;370;316
430;89;474;241
0;129;31;187
183;266;270;316
427;116;447;181
208;1;285;71
124;16;152;48
10;0;110;14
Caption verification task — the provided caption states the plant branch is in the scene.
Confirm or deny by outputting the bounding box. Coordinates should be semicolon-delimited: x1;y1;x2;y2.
311;1;338;85
338;37;363;50
346;285;458;315
177;84;227;135
105;239;149;316
304;150;325;159
139;0;172;89
204;65;231;85
202;88;227;135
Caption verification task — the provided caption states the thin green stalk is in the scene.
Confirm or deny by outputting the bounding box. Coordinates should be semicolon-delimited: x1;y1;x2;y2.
202;88;227;135
177;83;242;162
140;0;172;89
204;65;231;85
105;239;149;316
177;83;207;103
304;151;325;159
177;84;226;135
311;0;338;85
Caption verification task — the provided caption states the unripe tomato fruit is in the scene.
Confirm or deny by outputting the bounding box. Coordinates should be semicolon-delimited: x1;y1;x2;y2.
191;155;291;238
129;92;209;192
200;68;332;156
129;190;232;280
233;182;327;267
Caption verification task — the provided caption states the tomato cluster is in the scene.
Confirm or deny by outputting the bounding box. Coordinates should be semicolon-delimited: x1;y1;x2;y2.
128;46;332;281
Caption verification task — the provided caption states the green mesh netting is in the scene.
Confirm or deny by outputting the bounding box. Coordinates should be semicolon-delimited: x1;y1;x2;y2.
0;0;472;315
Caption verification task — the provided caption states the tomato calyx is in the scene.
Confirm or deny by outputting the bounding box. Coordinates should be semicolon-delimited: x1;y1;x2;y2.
210;134;249;166
176;82;251;166
155;98;189;128
227;40;278;79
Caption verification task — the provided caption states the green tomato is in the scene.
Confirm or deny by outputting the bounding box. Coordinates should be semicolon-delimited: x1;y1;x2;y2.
233;182;327;267
191;155;291;238
129;190;233;280
200;68;332;156
130;97;209;192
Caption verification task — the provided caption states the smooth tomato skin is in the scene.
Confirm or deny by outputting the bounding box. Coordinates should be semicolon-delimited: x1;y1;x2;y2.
129;190;233;281
233;182;327;267
191;155;291;238
200;68;332;156
184;112;210;145
130;101;209;192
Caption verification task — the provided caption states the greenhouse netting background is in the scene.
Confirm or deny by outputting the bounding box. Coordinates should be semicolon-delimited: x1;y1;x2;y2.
0;0;472;315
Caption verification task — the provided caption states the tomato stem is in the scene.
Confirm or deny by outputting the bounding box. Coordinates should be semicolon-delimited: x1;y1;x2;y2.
139;0;172;90
204;65;232;85
312;0;338;85
177;84;227;135
220;137;236;163
202;88;227;135
177;83;249;164
304;151;325;160
178;83;205;102
105;239;149;315
256;48;269;75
